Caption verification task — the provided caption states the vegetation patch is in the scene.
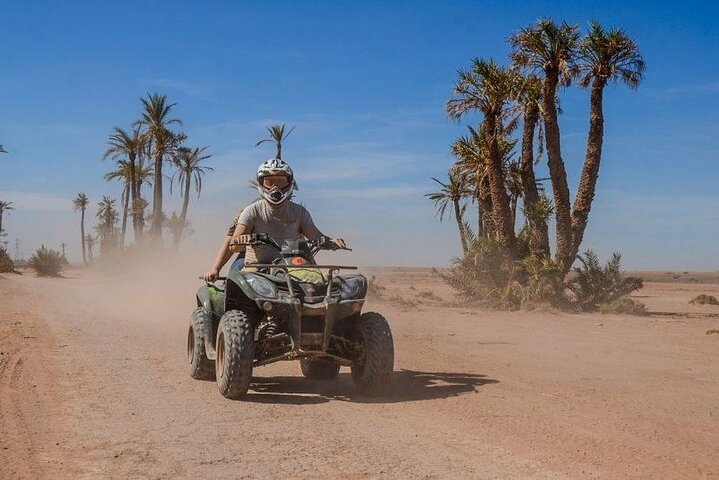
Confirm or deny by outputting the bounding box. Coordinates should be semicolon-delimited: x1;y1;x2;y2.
366;275;385;300
599;297;646;316
29;245;65;277
689;294;719;306
706;328;719;336
0;247;14;273
415;289;444;302
568;251;643;312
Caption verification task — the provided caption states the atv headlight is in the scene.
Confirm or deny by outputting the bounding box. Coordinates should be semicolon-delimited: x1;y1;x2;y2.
339;276;366;300
245;274;278;298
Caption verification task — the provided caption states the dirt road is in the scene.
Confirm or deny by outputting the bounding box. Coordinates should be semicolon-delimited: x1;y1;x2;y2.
1;267;718;479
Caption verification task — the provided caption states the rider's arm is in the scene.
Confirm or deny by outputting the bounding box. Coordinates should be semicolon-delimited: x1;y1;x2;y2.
229;223;252;253
204;236;234;282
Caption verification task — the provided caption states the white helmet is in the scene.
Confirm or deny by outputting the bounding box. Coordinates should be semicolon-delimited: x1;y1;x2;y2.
256;158;296;205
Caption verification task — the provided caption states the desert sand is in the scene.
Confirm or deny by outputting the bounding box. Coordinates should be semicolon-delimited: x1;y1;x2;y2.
1;264;718;479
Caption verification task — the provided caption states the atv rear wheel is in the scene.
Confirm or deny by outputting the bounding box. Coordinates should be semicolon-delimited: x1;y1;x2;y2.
351;312;394;395
188;307;215;380
216;310;254;399
300;359;341;380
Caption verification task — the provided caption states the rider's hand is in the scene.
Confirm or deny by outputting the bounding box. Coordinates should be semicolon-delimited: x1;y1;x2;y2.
204;268;220;282
229;234;251;253
330;238;347;250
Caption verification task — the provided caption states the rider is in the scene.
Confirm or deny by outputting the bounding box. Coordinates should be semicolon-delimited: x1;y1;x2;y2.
203;158;346;281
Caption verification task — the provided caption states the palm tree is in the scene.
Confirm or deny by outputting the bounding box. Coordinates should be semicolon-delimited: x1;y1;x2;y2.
452;126;494;239
254;124;295;159
516;75;550;257
104;127;144;242
0;200;14;236
95;196;119;255
104;160;154;247
170;146;213;247
510;18;580;268
425;170;471;253
447;58;522;259
569;22;645;264
72;194;89;264
104;161;133;247
85;234;96;264
135;93;184;240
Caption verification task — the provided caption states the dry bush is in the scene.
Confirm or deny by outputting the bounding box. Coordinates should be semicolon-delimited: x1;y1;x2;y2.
706;328;719;336
690;294;719;306
0;247;14;273
366;275;385;300
440;235;568;310
568;251;643;312
29;245;65;277
415;289;444;302
599;297;646;315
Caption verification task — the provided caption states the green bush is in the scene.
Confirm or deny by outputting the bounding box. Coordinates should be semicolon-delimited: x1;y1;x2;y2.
568;251;643;312
690;294;719;306
29;245;64;277
599;297;646;315
0;247;14;273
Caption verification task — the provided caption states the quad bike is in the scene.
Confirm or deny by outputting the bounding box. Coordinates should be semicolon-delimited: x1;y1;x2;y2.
188;234;394;399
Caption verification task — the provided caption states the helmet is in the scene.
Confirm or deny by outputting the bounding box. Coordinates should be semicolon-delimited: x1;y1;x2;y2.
256;158;295;205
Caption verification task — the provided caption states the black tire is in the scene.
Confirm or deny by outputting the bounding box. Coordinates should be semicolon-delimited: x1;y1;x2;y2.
351;312;394;395
188;307;215;380
300;359;341;380
216;310;254;399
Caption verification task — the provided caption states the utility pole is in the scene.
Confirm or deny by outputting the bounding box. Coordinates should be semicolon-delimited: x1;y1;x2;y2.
61;242;66;258
14;238;20;263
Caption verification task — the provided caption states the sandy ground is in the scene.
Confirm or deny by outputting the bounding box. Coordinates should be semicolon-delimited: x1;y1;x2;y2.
1;264;718;479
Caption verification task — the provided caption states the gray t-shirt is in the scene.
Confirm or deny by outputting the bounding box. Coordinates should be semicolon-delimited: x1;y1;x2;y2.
237;200;324;264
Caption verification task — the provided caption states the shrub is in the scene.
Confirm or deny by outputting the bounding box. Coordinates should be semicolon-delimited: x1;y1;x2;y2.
706;328;719;335
0;247;14;273
599;297;646;315
690;294;719;306
440;234;567;310
568;251;643;312
29;245;64;277
439;235;522;309
366;275;385;300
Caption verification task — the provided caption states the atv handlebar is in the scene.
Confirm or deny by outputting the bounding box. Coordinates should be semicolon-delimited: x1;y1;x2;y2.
229;234;351;253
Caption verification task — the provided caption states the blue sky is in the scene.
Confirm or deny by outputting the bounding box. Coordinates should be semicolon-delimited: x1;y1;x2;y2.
0;0;717;269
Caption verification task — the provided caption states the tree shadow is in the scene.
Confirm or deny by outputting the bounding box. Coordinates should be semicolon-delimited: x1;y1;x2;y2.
246;369;499;404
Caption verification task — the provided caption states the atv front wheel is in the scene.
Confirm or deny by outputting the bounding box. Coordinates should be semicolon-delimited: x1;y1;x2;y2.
351;312;394;395
216;310;254;399
188;307;215;380
300;359;341;380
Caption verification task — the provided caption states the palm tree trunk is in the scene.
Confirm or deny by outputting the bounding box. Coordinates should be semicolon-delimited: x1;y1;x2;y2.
542;70;573;269
453;199;467;253
175;176;191;248
569;81;605;264
484;116;517;259
151;152;163;239
128;152;141;244
137;176;146;234
80;209;86;265
120;185;129;247
520;106;550;257
276;143;282;160
0;212;3;235
479;181;494;239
